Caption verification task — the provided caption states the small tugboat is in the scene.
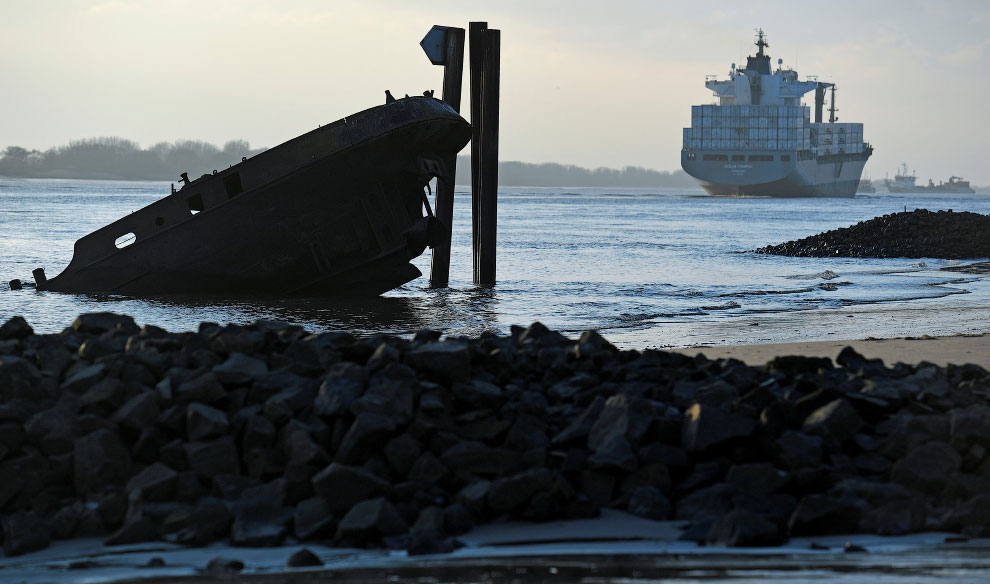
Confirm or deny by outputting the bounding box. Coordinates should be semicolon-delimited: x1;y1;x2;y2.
37;96;471;296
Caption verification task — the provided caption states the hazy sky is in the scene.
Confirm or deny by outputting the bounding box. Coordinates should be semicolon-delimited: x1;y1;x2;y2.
3;0;989;183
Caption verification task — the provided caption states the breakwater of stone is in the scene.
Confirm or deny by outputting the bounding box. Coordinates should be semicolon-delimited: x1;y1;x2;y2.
755;209;990;258
1;313;989;557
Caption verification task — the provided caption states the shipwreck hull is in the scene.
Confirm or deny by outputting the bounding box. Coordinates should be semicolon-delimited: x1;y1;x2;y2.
42;97;471;296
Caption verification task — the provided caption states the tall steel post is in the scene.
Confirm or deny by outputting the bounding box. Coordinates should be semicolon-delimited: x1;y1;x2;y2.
426;27;465;288
469;22;487;286
476;29;500;287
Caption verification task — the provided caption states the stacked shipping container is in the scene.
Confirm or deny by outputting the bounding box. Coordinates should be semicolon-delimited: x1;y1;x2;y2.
809;123;865;156
683;105;866;156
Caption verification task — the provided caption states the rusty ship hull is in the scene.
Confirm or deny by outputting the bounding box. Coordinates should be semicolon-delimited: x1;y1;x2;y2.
40;97;471;296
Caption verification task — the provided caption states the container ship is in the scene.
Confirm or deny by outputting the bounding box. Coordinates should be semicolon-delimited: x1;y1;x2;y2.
883;164;975;194
681;30;872;197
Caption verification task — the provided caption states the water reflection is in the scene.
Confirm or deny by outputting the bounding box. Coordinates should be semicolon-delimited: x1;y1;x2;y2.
68;286;506;339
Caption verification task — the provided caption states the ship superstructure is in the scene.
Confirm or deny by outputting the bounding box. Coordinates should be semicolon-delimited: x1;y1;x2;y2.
681;30;872;197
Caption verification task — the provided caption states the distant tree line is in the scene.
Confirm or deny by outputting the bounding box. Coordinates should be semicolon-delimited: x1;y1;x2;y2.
0;137;695;188
455;156;696;188
0;137;266;181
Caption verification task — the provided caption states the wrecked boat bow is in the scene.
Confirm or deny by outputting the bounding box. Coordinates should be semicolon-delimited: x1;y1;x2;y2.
38;96;471;296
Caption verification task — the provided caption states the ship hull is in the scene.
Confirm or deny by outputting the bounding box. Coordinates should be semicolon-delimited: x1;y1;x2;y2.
886;185;975;194
681;150;869;197
42;97;471;296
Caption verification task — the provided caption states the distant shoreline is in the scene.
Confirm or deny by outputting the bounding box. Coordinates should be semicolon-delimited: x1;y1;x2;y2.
0;136;695;188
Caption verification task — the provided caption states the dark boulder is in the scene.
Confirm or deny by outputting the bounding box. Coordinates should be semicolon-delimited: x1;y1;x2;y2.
384;434;422;478
186;403;230;441
788;495;862;536
588;393;652;451
286;548;323;567
74;429;132;494
588;434;638;472
204;557;245;577
890;440;961;496
948;405;990;450
52;504;83;539
801;399;863;444
184;437;240;479
3;510;51;556
707;509;784;547
61;363;106;394
293;497;336;540
0;357;44;401
241;414;277;452
674;483;735;521
313;376;364;418
627;486;671;520
352;378;415;425
174;372;226;404
406;506;455;556
942;493;990;533
72;313;137;335
407;451;450;485
212;352;268;385
440;441;517;476
682;404;755;453
126;462;179;502
335;498;408;545
311;463;389;514
335;413;397;464
404;342;472;382
161;499;232;545
487;469;553;513
104;516;159;546
772;431;823;470
726;463;789;495
552;395;605;445
443;502;474;535
0;316;33;340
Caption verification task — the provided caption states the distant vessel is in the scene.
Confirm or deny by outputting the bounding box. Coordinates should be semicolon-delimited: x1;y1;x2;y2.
857;177;875;193
883;163;975;193
681;30;873;197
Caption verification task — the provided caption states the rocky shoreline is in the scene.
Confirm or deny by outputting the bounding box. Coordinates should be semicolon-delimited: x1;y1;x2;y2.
754;209;990;258
0;313;989;558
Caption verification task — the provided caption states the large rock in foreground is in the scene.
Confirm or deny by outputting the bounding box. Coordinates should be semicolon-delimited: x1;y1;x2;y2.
0;313;988;556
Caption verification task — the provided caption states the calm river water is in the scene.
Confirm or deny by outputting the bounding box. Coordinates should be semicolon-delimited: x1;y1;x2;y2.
1;177;989;348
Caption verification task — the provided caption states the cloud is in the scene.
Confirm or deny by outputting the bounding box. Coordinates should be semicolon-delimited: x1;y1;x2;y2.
87;1;136;14
939;39;990;66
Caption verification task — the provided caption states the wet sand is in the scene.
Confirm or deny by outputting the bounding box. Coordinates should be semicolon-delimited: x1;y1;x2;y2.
3;512;989;583
675;333;990;369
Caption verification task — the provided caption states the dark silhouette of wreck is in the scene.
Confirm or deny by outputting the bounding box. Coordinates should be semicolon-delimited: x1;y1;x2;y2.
38;96;471;296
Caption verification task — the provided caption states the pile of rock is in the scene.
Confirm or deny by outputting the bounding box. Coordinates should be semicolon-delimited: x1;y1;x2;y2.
755;209;990;258
1;313;990;556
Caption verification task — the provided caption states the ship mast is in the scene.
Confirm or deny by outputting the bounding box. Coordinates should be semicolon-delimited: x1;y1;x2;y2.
828;85;838;124
755;28;768;57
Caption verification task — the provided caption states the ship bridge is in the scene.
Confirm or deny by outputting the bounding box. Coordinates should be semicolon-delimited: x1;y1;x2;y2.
705;30;817;106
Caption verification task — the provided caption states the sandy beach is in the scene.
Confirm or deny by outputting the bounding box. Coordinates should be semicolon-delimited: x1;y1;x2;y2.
675;333;990;369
